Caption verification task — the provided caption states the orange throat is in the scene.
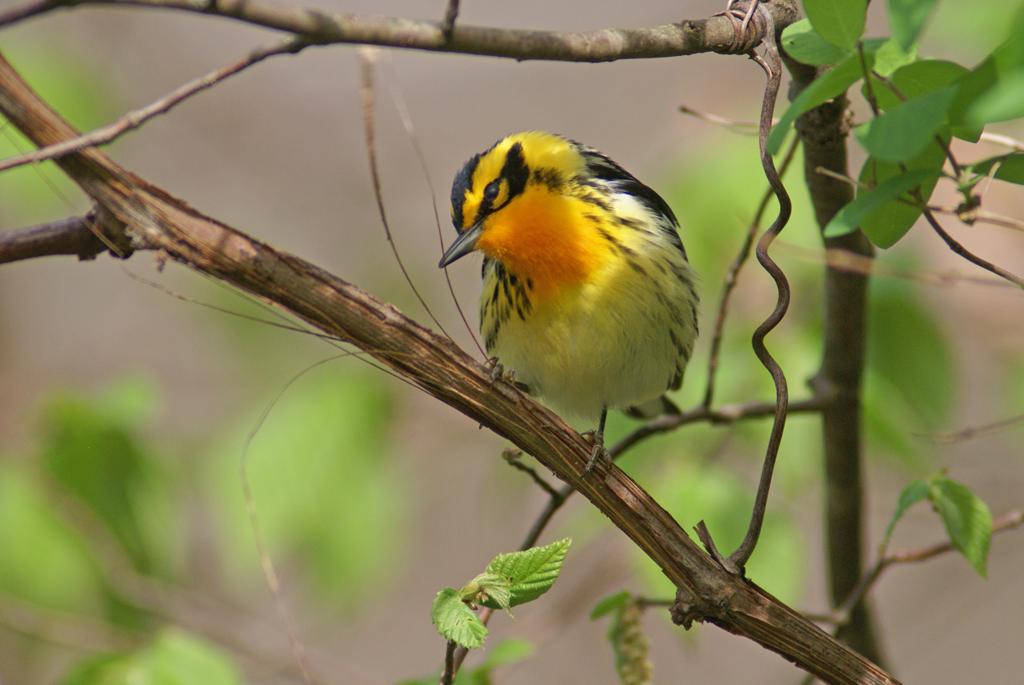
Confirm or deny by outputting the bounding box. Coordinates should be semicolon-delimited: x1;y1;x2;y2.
475;190;608;297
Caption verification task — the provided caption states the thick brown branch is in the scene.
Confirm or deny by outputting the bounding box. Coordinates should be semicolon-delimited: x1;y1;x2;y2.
12;0;800;62
0;51;896;685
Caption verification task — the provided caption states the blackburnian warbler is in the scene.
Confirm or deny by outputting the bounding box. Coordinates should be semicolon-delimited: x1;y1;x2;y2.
440;131;699;470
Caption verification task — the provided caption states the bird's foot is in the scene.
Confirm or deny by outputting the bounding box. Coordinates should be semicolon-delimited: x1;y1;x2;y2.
581;431;609;475
484;357;517;385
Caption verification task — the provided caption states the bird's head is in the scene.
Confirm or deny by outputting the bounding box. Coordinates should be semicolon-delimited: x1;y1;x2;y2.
440;131;608;291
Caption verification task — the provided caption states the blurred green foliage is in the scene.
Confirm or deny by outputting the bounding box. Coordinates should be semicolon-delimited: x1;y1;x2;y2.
59;629;241;685
0;44;118;225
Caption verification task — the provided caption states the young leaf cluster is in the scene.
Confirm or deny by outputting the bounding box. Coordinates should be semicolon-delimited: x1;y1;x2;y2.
430;538;571;649
774;1;1024;248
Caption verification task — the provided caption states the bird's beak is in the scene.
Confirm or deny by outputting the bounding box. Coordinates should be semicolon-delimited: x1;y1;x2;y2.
438;222;484;268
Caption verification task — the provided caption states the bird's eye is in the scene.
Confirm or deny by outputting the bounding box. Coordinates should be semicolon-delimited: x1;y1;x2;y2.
484;181;501;202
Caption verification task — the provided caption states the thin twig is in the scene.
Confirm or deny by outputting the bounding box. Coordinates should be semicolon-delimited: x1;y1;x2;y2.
0;0;52;26
380;56;484;357
240;356;354;685
503;449;563;499
0;37;309;173
921;209;1024;289
980;131;1024;152
920;412;1024;445
678;103;760;134
358;49;452;338
1;0;799;63
824;510;1024;629
778;243;1015;289
928;205;1024;233
440;0;460;40
440;640;457;685
702;135;799;409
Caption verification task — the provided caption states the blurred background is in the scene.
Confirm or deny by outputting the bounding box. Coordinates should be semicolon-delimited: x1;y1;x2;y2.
1;1;1022;683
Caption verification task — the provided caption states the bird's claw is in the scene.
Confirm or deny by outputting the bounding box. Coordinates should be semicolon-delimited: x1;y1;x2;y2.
581;431;609;475
485;357;517;385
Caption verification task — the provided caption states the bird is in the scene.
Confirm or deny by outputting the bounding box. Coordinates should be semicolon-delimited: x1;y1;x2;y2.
439;131;699;472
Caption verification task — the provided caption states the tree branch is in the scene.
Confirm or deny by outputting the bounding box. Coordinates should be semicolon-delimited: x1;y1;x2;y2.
789;57;883;663
0;210;133;264
0;50;897;685
6;0;800;63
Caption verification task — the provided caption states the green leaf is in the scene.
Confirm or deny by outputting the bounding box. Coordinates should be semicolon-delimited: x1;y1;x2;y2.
803;0;868;50
856;141;946;247
969;153;1024;185
590;591;631;620
823;169;938;242
0;465;102;612
478;638;534;669
40;379;164;573
871;38;919;78
949;8;1024;128
928;477;993;577
965;67;1024;125
883;479;929;546
768;52;870;154
432;588;488;649
868;279;956;427
855;85;957;162
60;629;242;685
484;538;571;607
781;19;850;65
870;59;969;111
887;0;938;50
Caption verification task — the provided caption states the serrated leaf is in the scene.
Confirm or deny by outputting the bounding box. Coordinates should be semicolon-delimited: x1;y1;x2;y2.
855;86;957;162
432;588;487;649
803;0;867;50
969;153;1024;186
928;477;993;577
856;141;945;247
485;538;571;607
590;591;631;620
884;479;929;546
823;169;938;242
781;19;850;65
768;52;871;154
888;0;938;50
